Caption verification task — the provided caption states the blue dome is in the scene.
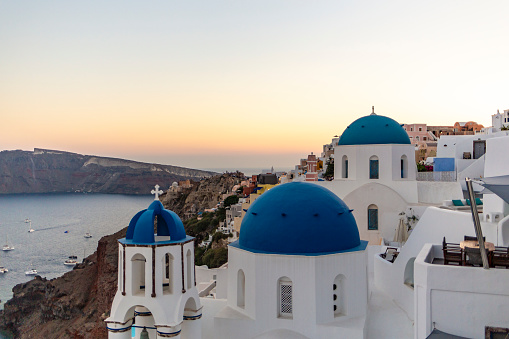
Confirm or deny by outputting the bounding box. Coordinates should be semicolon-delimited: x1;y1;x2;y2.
338;114;410;146
237;182;362;255
125;200;187;244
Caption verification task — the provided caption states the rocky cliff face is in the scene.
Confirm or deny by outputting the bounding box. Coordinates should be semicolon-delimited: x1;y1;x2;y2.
0;173;242;338
160;172;244;220
0;149;216;195
0;227;123;338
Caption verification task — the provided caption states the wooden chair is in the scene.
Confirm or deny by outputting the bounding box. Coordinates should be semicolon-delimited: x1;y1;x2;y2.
381;247;399;263
464;235;485;242
491;246;509;268
464;246;490;267
442;237;463;266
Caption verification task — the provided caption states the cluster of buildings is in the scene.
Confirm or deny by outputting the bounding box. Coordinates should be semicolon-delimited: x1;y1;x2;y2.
105;106;509;339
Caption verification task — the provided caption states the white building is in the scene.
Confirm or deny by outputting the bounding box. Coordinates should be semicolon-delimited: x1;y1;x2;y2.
108;183;374;339
105;200;202;339
491;109;509;131
314;110;423;244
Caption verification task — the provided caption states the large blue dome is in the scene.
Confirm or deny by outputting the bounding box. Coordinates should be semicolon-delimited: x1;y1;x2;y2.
236;182;362;255
338;114;410;146
124;200;187;244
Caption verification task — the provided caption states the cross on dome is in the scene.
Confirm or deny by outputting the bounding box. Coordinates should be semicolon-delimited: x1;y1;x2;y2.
151;184;163;200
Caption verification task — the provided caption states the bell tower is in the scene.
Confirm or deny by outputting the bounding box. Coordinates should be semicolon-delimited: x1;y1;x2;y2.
105;186;202;339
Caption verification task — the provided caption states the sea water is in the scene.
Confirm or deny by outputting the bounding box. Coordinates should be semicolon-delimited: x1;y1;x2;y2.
0;193;153;338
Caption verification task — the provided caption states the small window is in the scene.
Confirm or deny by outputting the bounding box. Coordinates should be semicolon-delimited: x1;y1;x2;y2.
401;155;408;179
333;274;346;317
369;156;379;179
186;250;192;289
368;205;378;230
416;136;419;141
237;270;245;308
410;128;413;131
418;127;422;131
163;253;173;294
278;277;293;318
342;155;348;179
423;137;427;141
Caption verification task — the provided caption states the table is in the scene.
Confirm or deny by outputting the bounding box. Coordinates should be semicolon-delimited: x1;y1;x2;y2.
460;240;495;252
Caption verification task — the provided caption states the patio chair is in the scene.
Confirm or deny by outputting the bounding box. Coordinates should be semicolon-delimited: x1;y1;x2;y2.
442;237;463;266
464;246;490;267
380;247;399;263
491;246;509;268
464;235;485;242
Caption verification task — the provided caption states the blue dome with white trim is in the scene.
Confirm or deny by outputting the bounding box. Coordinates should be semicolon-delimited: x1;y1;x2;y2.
338;114;410;146
237;182;361;255
125;200;187;244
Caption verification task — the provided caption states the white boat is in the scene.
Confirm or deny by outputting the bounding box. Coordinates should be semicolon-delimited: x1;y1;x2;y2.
25;268;37;275
84;232;92;238
24;218;31;223
64;256;78;266
28;220;34;233
2;236;14;251
0;252;7;273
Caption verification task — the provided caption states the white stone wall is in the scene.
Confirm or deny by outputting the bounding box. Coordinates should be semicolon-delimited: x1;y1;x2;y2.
216;246;368;339
414;243;509;339
332;144;418;203
374;206;500;320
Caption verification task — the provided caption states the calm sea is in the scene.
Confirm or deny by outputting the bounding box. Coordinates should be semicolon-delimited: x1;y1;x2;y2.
0;194;153;338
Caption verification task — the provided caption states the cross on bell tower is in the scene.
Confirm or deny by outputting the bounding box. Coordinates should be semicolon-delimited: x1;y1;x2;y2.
151;184;163;200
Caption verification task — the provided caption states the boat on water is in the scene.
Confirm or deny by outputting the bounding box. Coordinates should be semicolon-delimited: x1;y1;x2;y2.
84;232;92;238
25;268;37;275
64;256;78;266
2;235;14;251
0;252;7;273
28;220;34;233
24;218;30;223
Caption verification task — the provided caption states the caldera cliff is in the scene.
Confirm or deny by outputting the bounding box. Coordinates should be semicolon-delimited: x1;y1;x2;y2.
0;149;216;195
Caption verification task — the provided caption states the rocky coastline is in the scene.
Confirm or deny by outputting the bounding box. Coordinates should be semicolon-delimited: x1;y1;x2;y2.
0;173;243;338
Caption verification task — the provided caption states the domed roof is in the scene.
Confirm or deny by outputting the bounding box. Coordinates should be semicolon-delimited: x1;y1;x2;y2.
125;200;187;244
237;182;362;255
338;114;410;146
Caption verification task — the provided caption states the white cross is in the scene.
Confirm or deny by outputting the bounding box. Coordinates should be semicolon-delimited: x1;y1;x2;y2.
151;184;163;200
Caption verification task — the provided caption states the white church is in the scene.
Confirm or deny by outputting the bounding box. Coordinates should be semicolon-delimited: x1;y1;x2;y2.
106;182;372;338
106;109;509;338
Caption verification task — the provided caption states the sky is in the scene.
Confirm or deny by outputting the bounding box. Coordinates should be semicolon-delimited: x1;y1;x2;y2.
1;1;508;171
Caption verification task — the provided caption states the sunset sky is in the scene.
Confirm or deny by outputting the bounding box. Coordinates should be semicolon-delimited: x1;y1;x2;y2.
1;1;508;171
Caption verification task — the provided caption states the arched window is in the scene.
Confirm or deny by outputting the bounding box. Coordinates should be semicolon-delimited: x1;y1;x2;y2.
369;155;379;179
131;253;146;296
401;155;408;179
342;155;348;179
237;269;245;308
368;204;378;230
404;258;416;289
333;274;346;317
186;249;192;289
162;253;173;294
278;277;293;318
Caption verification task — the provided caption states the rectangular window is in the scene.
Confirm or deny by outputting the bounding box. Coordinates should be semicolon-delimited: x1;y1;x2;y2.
279;282;293;317
368;209;378;230
418;127;422;131
401;159;404;179
369;160;379;179
344;160;348;179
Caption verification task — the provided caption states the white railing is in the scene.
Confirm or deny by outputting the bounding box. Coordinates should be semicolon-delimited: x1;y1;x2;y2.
417;171;456;182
